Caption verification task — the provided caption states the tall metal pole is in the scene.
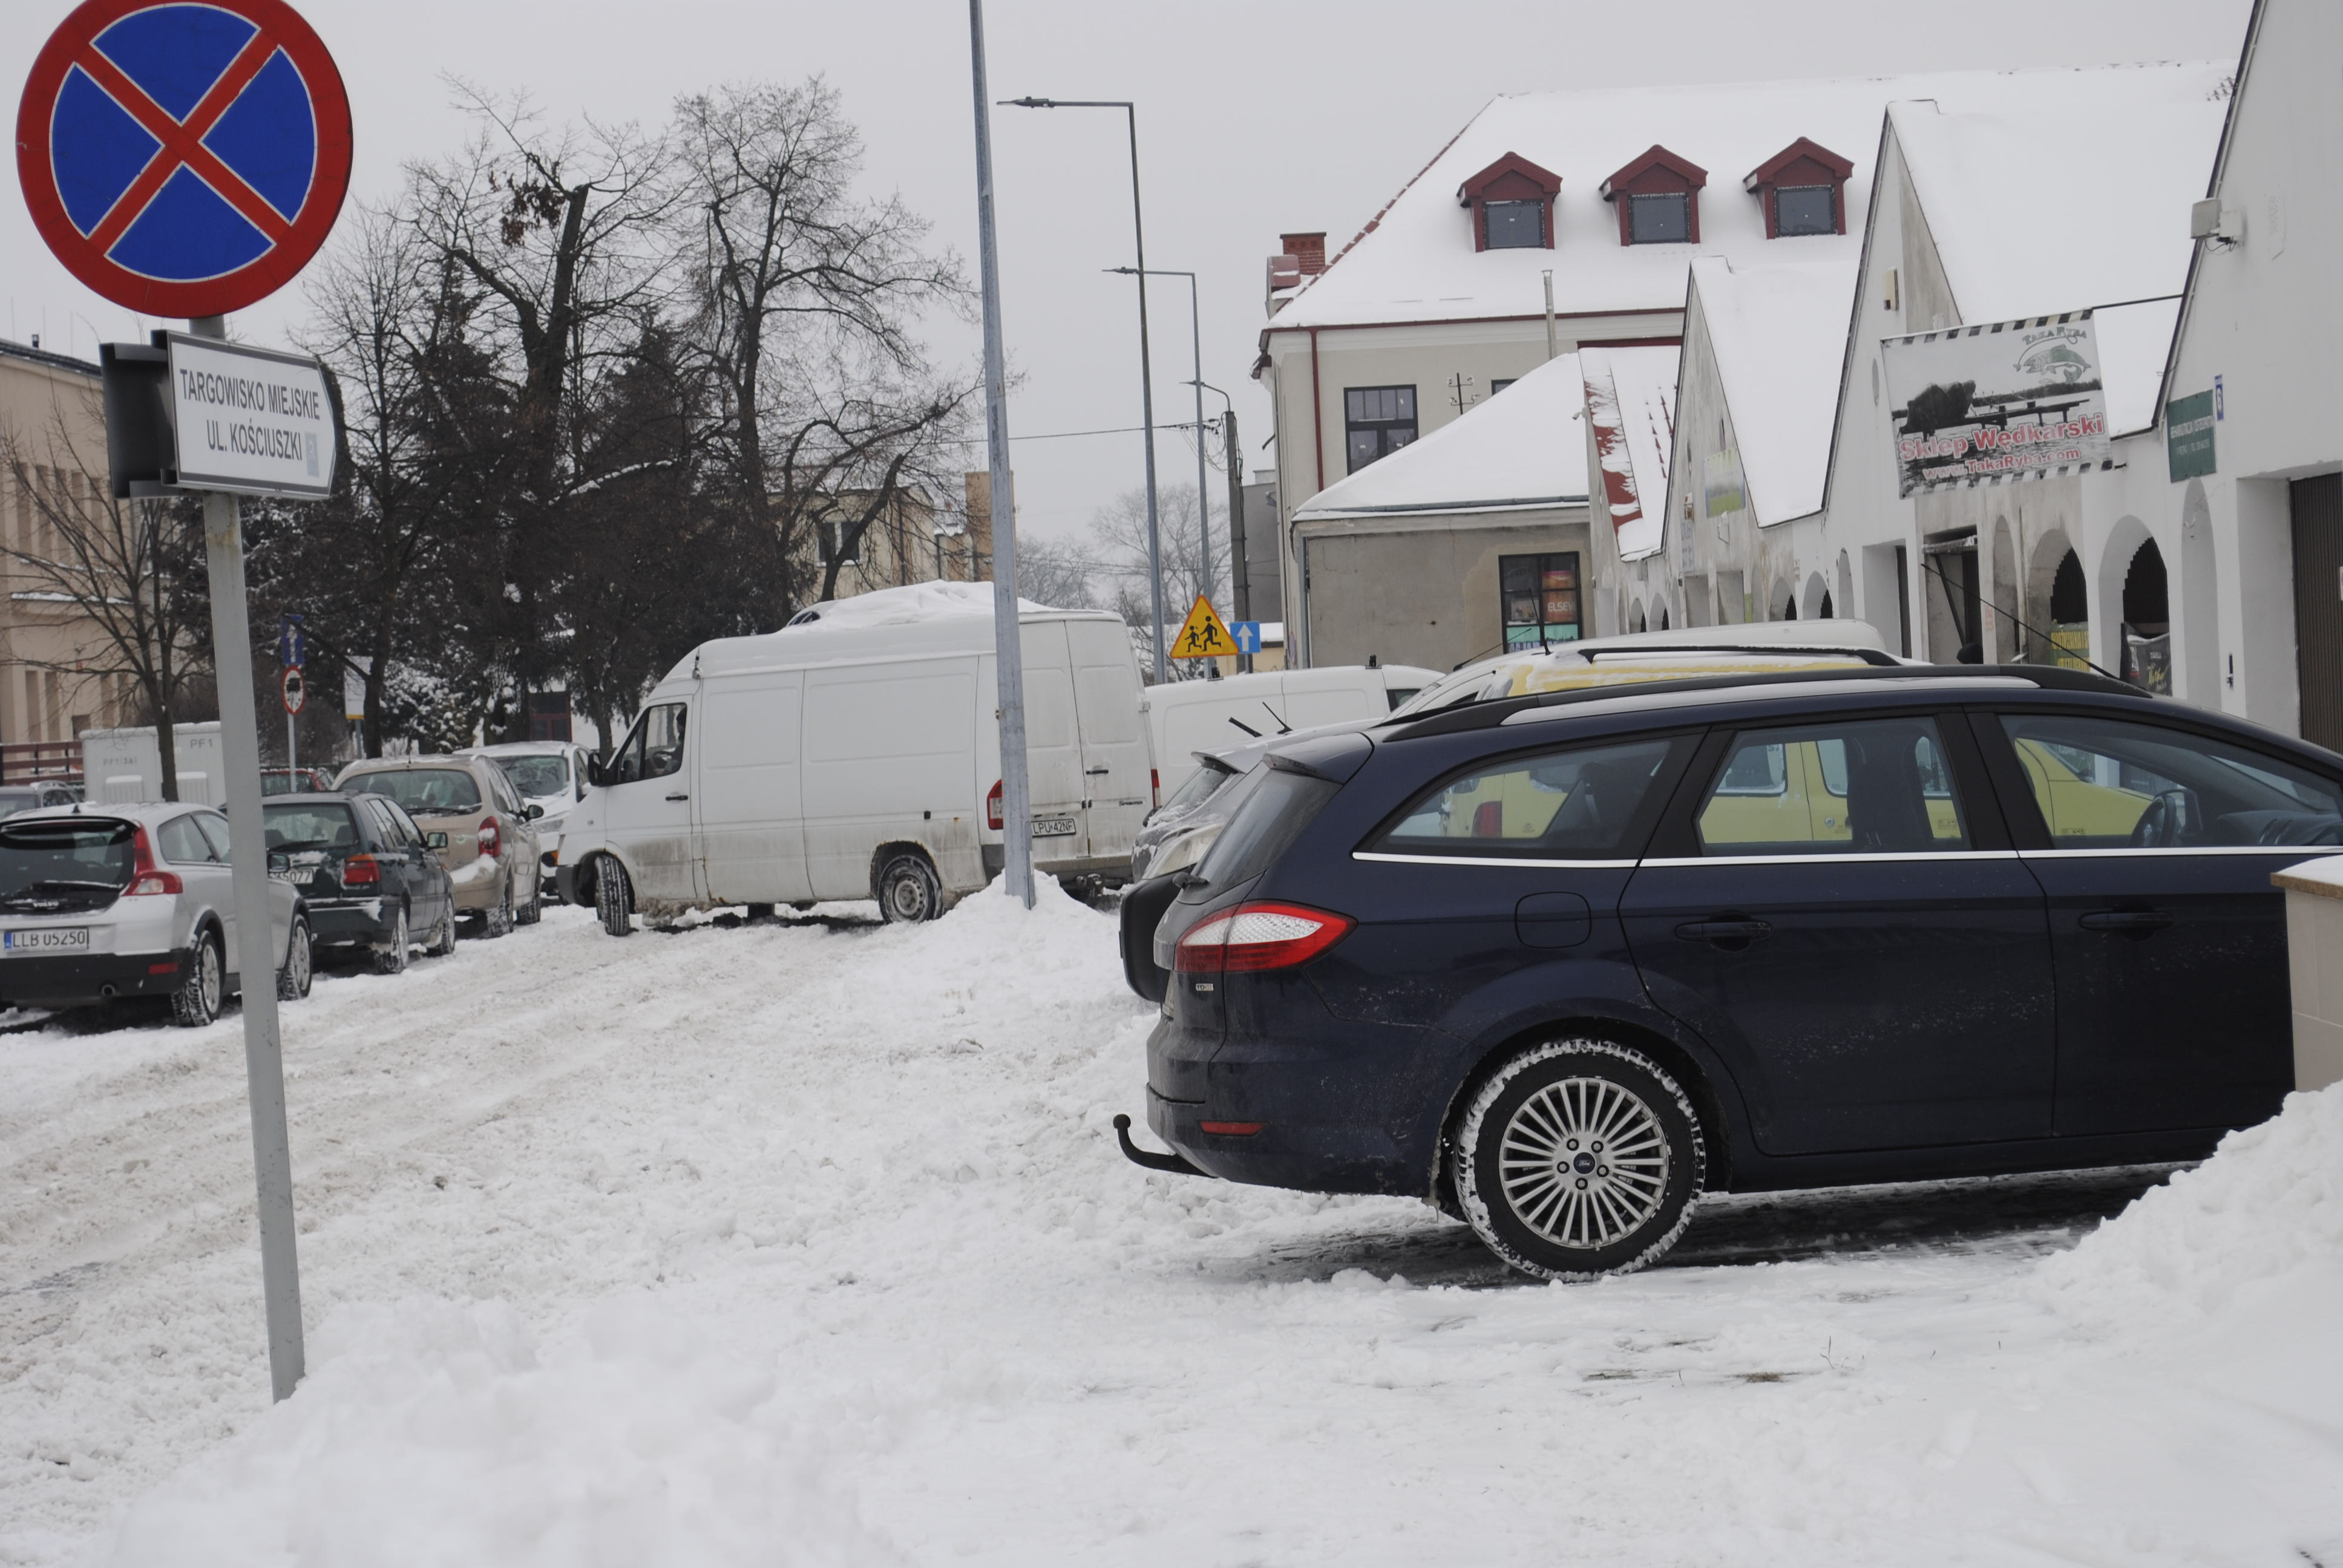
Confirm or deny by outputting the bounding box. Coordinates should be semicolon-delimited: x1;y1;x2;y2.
1123;107;1165;684
1224;408;1250;674
968;1;1033;908
190;313;304;1400
1186;273;1210;613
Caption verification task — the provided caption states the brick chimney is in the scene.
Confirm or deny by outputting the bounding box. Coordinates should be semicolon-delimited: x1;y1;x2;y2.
1282;232;1328;275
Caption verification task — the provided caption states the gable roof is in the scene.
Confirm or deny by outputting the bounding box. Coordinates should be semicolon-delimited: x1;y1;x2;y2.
1267;64;2230;337
1458;151;1562;204
1599;145;1709;198
1290;352;1588;520
1688;255;1861;526
1743;136;1855;190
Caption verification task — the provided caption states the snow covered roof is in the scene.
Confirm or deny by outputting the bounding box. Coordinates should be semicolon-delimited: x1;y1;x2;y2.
1689;254;1861;525
1887;63;2233;324
1291;352;1588;520
1266;64;2228;336
1579;345;1680;561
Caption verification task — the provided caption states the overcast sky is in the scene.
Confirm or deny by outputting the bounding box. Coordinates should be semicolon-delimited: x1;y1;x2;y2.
5;0;2251;545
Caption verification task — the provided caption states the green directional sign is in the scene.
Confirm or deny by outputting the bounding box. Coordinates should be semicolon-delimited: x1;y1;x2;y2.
2166;390;2216;482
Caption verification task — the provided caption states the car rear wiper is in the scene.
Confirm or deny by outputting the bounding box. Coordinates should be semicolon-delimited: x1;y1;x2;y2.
18;879;124;892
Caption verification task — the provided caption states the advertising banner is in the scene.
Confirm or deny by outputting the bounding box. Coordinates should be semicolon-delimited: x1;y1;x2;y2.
1882;312;2110;497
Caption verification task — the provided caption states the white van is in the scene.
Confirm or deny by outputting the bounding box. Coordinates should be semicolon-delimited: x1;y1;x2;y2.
556;584;1152;929
1145;664;1438;799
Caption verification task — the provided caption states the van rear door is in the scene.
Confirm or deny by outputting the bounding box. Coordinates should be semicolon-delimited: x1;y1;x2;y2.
1069;619;1152;866
1020;622;1087;857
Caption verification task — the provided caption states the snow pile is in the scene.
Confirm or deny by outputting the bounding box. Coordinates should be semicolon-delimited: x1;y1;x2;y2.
97;1296;897;1568
2034;1082;2343;1331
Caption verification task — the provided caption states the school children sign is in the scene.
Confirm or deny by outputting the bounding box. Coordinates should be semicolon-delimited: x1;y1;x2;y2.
1881;311;2111;497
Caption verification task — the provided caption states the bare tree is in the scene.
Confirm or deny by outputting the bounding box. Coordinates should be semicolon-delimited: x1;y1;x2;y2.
2;400;210;799
1087;480;1228;633
1010;534;1102;612
676;79;972;615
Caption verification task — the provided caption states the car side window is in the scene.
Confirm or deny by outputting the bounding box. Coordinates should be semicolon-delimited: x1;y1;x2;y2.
611;703;688;785
1999;712;2343;849
381;799;426;848
194;812;233;861
1371;736;1688;860
159;814;218;863
1697;716;1968;855
356;799;395;846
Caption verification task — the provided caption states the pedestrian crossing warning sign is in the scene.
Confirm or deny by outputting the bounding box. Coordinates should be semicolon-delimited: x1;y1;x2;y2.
1171;595;1234;659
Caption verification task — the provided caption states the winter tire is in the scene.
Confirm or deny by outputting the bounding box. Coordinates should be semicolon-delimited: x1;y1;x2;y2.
277;916;313;1002
424;901;457;958
876;851;942;923
484;874;514;939
372;904;411;976
595;858;634;938
171;929;224;1027
515;876;543;926
1455;1037;1705;1281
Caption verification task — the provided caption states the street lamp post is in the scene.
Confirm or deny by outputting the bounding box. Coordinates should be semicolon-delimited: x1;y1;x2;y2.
1107;266;1212;636
1004;96;1167;682
968;0;1034;908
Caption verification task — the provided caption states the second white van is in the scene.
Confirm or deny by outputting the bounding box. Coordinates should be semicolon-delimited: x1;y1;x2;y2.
1145;664;1438;799
555;585;1152;927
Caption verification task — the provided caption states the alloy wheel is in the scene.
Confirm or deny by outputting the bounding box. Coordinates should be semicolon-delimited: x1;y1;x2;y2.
1495;1075;1671;1251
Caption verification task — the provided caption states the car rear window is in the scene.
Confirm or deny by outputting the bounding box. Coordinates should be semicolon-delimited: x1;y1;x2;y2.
0;818;135;896
265;802;362;852
1372;736;1688;860
345;768;482;815
1196;767;1341;888
1161;761;1238;817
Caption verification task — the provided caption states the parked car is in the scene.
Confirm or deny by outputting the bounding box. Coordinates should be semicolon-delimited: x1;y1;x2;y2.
337;756;543;936
557;582;1150;932
1125;663;2343;1281
263;792;456;973
459;741;593;902
0;783;84;818
261;767;336;796
1145;664;1438;800
0;802;309;1025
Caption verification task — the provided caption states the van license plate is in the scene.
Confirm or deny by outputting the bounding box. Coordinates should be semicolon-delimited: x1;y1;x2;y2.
1032;816;1078;838
3;927;88;955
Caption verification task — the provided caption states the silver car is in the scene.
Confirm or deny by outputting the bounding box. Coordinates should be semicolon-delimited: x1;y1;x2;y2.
0;803;310;1025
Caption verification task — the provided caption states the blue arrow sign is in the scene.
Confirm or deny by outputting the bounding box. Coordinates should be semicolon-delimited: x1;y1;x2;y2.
1232;621;1263;656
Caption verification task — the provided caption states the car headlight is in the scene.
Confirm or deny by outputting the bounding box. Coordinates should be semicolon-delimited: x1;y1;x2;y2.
1149;823;1224;882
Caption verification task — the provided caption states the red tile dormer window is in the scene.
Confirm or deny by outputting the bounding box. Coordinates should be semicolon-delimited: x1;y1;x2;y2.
1743;138;1853;238
1457;152;1562;252
1599;146;1707;246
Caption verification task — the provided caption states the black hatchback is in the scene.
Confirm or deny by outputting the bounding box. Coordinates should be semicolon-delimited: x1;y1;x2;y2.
1128;667;2343;1279
263;793;456;973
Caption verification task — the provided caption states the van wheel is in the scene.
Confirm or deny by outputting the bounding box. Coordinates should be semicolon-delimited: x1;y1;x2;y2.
277;916;313;1001
171;929;224;1027
1454;1038;1705;1281
595;858;634;937
876;851;943;923
372;905;411;975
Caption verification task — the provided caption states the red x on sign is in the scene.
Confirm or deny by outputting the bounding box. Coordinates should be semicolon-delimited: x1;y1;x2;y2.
16;0;352;318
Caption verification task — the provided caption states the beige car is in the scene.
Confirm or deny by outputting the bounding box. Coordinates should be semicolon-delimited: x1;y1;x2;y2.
336;755;545;936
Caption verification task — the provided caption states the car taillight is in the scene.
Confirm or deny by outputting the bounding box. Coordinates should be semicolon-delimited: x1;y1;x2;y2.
124;826;182;897
1174;901;1355;974
1152;769;1160;808
986;780;1003;831
477;817;500;859
342;853;381;887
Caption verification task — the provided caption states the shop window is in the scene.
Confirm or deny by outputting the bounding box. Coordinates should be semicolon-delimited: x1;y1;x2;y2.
1345;386;1417;472
1774;185;1835;236
1501;552;1582;647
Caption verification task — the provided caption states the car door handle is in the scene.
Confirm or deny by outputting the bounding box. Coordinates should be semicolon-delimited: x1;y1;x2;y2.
1674;919;1774;944
2079;909;2175;934
665;792;690;802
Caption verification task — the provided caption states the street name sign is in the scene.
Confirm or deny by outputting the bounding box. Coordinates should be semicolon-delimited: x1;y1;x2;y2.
16;0;352;317
1172;595;1234;659
166;332;334;496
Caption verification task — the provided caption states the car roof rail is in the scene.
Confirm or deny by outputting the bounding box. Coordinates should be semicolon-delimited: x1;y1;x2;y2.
1383;662;2145;740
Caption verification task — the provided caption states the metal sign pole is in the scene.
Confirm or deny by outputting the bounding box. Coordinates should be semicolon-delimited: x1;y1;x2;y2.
190;313;304;1400
968;0;1033;909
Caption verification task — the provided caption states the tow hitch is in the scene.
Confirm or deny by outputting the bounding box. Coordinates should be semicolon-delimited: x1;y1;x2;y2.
1113;1113;1208;1178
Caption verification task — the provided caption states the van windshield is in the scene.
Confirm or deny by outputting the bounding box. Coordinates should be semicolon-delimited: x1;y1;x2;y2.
345;768;482;816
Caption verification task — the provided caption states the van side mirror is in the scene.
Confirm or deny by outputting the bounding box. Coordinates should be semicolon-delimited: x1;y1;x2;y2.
585;757;605;788
522;803;544;822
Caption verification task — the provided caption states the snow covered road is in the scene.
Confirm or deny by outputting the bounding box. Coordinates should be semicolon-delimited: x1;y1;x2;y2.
3;884;2338;1566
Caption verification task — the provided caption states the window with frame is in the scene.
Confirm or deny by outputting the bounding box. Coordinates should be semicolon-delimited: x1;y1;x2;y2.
1501;552;1581;647
157;814;219;864
1481;200;1544;249
1774;185;1835;237
1999;713;2343;849
1629;191;1690;243
1489;378;1517;396
1345;387;1417;472
1697;717;1967;855
611;702;689;784
1372;736;1687;860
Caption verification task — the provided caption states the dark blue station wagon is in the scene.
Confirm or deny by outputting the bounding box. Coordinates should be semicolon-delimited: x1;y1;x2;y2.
1122;667;2343;1278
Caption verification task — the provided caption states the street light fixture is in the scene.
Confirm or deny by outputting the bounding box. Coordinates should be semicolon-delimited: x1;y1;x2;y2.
1107;266;1213;634
1004;96;1167;683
